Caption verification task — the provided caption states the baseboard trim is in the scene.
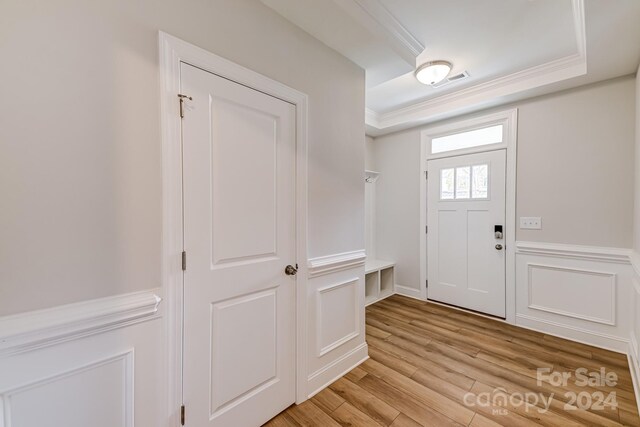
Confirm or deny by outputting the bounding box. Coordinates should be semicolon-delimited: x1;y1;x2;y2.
307;250;366;278
515;314;629;353
629;339;640;414
305;342;368;399
0;289;162;356
394;285;424;301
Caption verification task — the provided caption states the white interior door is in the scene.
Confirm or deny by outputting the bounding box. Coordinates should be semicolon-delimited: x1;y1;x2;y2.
181;62;297;426
427;150;506;318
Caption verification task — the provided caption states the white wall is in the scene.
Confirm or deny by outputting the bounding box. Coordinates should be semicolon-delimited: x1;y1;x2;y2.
371;128;422;289
635;66;640;253
0;0;364;316
517;77;635;247
365;135;377;259
373;76;636;292
365;135;376;170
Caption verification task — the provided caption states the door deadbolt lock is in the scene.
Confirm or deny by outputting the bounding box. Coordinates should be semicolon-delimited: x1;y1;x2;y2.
285;265;298;276
494;225;503;239
495;244;503;251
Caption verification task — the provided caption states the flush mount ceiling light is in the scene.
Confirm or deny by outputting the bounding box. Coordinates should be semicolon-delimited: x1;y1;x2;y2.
415;61;452;85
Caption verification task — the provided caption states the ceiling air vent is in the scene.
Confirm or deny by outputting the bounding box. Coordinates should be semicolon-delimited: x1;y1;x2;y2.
432;71;469;88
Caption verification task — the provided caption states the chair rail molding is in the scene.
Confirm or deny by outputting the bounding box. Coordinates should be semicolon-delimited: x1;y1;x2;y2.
0;289;161;356
307;250;366;278
630;251;640;284
516;241;632;264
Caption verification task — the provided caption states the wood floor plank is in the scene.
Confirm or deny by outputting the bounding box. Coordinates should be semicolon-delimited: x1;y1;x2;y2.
286;400;342;426
310;387;344;414
389;413;422;427
366;324;392;339
369;308;480;357
542;334;628;366
378;319;628;426
620;408;640;426
329;377;400;426
367;345;418;378
469;380;587;427
367;319;476;390
263;411;301;427
424;340;624;425
344;365;368;383
268;297;640;427
366;315;432;347
329;402;383;427
359;358;476;425
469;413;506;427
370;334;475;391
357;374;465;427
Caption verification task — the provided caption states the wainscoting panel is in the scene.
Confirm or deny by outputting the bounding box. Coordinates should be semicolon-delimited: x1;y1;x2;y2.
1;351;133;427
527;263;616;325
0;291;164;427
306;251;367;397
630;252;640;413
317;278;359;357
516;242;633;353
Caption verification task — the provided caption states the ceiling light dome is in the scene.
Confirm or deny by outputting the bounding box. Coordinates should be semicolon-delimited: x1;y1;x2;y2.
415;61;452;85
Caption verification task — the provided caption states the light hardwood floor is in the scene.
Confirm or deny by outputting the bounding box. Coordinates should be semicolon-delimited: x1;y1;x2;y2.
265;294;640;426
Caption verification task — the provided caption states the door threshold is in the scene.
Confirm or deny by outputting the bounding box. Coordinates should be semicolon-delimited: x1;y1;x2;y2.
426;298;506;321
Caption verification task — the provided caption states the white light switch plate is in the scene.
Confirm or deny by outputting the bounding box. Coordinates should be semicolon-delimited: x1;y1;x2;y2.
520;217;542;229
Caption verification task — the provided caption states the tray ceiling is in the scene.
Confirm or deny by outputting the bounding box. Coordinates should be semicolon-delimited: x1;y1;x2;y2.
262;0;640;135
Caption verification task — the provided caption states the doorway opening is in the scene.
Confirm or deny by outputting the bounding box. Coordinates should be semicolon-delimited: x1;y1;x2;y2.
159;32;310;427
420;109;518;322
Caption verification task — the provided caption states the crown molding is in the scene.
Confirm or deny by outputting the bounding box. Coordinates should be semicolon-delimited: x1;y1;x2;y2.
366;0;587;131
365;108;381;128
335;0;424;65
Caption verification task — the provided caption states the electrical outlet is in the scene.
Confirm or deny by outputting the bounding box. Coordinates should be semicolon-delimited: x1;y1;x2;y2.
520;217;541;230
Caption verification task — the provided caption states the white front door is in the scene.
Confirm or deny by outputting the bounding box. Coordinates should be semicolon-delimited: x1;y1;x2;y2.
181;62;297;426
427;150;506;318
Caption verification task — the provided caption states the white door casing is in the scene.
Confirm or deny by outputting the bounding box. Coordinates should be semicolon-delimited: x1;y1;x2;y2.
427;149;507;318
181;62;297;426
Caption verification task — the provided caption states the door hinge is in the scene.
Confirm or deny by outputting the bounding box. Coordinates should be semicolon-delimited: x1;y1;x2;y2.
426;280;428;288
180;405;185;425
425;171;428;180
425;226;428;234
178;94;192;119
182;251;187;271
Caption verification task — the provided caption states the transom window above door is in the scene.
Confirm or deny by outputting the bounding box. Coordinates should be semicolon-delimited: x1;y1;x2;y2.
440;164;489;200
431;124;503;155
422;109;516;160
